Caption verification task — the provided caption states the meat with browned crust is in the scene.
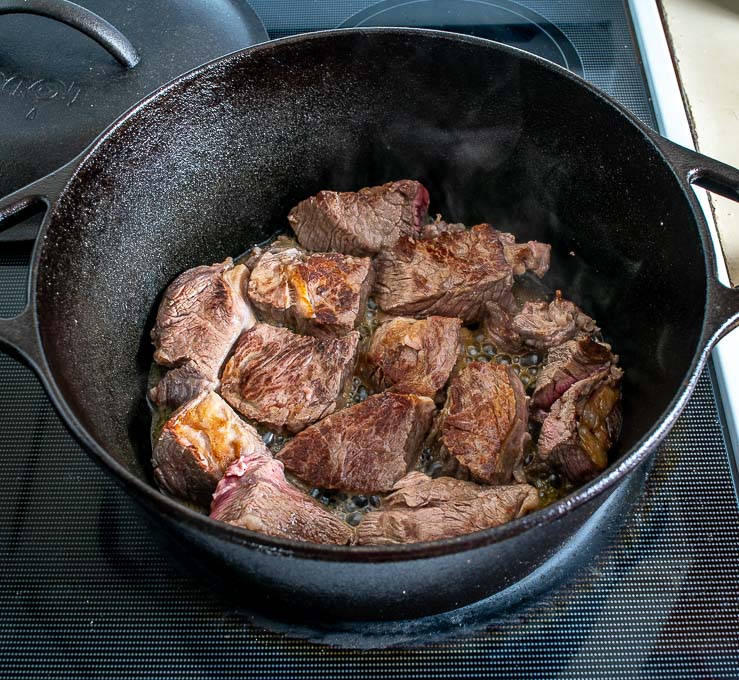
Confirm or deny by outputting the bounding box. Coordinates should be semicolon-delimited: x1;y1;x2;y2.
247;238;374;338
149;259;255;408
148;362;217;411
438;362;530;484
152;391;269;505
530;337;616;420
366;316;462;397
484;290;598;354
277;392;436;493
374;224;550;322
497;230;551;278
420;217;466;239
538;366;623;483
210;452;353;545
355;472;539;545
220;324;358;433
288;180;429;256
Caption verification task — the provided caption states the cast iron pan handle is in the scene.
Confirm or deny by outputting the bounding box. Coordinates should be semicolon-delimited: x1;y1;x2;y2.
0;0;140;69
0;163;76;370
655;137;739;345
659;138;739;203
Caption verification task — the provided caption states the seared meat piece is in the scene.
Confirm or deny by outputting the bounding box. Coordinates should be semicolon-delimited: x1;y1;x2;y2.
375;224;550;322
152;391;268;505
247;239;374;338
366;316;462;397
210;452;353;545
530;337;616;420
438;362;530;484
277;392;436;493
220;324;359;433
355;472;539;545
420;217;466;239
288;180;429;256
148;361;216;410
242;237;298;323
484;290;598;353
151;258;255;383
538;366;623;483
482;302;523;353
498;231;551;278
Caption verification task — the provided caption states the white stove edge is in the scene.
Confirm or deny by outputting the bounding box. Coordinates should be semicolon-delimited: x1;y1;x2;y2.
628;0;739;462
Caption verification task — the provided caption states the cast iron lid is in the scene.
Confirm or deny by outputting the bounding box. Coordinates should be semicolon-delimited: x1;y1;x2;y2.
0;0;268;197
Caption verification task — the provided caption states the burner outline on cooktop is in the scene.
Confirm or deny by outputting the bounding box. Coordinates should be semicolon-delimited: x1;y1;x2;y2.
341;0;584;75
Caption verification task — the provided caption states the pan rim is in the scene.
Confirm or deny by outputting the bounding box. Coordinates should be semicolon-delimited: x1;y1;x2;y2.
31;27;715;562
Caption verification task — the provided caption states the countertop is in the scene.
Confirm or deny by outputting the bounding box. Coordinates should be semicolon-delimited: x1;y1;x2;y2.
659;0;739;285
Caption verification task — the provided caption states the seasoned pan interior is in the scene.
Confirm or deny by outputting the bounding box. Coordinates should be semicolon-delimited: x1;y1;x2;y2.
37;31;705;489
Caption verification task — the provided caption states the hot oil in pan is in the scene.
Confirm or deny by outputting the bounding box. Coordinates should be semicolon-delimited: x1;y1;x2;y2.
149;239;576;522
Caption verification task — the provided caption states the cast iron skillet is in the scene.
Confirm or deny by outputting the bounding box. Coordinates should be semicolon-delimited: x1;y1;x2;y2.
1;29;739;621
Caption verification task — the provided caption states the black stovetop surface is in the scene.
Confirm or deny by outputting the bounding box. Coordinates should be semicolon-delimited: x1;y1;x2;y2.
2;1;739;677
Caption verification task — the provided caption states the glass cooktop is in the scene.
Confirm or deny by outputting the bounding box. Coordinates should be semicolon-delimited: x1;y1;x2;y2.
2;0;739;677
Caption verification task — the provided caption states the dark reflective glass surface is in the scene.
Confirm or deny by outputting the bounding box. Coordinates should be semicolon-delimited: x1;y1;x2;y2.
340;0;583;74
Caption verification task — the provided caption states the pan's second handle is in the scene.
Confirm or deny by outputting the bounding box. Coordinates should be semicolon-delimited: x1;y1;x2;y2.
0;166;74;369
0;307;40;367
0;0;140;69
655;137;739;345
661;139;739;203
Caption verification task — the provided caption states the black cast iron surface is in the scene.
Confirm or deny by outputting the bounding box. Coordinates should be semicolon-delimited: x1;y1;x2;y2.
0;0;268;198
1;0;739;675
0;0;267;243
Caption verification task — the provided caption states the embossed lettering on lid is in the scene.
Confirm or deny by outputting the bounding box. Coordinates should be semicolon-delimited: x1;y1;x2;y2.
0;0;267;198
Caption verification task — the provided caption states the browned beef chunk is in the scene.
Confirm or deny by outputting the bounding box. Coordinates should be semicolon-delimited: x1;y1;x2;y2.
420;216;466;239
148;362;216;410
538;366;623;483
355;472;539;545
366;316;462;397
152;391;268;505
375;224;550;322
247;239;374;338
277;392;436;493
210;452;353;545
288;180;429;256
438;362;530;484
530;337;616;420
482;302;523;354
220;324;359;433
497;231;551;278
151;258;255;394
420;220;551;275
484;290;598;353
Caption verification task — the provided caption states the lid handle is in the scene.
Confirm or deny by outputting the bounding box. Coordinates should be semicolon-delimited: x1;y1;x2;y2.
0;0;140;69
